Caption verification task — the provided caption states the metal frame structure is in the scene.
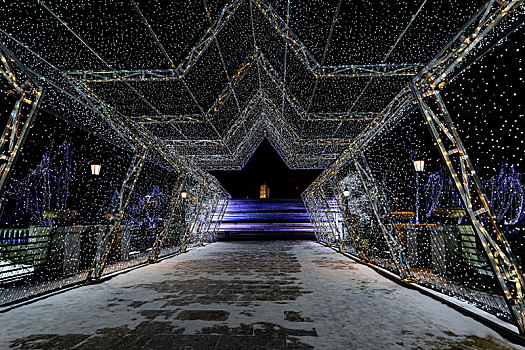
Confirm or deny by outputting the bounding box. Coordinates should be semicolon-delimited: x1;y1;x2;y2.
353;153;415;280
323;177;368;259
254;0;423;78
148;174;186;263
210;198;229;241
50;0;424;171
180;184;208;251
0;45;44;194
88;149;148;280
1;0;525;333
411;85;525;333
303;0;525;332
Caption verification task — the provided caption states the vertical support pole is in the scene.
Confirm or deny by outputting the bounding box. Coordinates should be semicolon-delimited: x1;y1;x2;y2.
200;194;221;243
302;192;320;241
354;152;415;280
308;191;329;242
88;149;148;280
415;170;420;223
411;84;525;333
317;184;342;246
148;174;186;263
180;184;207;251
209;197;229;242
192;187;210;245
301;193;314;238
217;198;229;237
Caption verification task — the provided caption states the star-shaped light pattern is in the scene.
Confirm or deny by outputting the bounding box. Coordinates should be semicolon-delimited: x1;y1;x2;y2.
2;0;525;333
0;0;486;170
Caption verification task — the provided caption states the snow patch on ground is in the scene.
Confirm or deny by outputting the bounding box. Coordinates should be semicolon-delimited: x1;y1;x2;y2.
0;241;522;349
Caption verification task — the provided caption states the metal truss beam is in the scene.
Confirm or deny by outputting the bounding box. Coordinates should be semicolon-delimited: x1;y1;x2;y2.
411;85;525;334
132;115;203;124
63;69;182;83
148;173;186;263
65;49;258;126
63;48;419;82
259;53;377;128
341;204;367;259
209;198;229;240
193;197;210;243
254;0;423;77
317;64;423;78
66;77;226;193
223;90;264;143
303;191;331;242
301;112;377;122
262;95;300;142
299;138;363;145
165;139;225;146
203;49;259;122
302;193;323;241
165;0;243;76
447;11;525;85
317;185;343;246
198;194;220;242
314;0;525;183
63;47;256;84
418;0;524;90
88;149;148;280
62;0;244;81
353;152;415;280
203;0;244;116
311;87;416;187
0;45;44;194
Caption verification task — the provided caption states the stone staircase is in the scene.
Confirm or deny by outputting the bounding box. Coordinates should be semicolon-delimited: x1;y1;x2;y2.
216;199;315;240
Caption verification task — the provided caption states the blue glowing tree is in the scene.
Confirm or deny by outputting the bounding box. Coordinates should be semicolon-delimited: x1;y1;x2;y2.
483;164;524;225
0;141;73;226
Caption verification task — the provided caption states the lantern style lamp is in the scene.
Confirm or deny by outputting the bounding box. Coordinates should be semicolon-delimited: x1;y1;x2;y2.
413;160;425;172
343;189;350;197
90;163;101;176
413;159;425;223
180;191;187;199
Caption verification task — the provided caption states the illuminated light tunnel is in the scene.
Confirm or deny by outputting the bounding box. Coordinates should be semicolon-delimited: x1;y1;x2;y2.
1;0;525;348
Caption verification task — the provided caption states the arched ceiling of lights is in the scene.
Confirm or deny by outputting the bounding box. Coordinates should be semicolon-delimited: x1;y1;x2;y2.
0;0;487;170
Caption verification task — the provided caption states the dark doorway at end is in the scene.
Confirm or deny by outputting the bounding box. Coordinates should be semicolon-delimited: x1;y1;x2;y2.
209;139;322;199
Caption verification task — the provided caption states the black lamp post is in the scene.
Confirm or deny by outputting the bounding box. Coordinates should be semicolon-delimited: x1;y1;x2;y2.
413;160;425;223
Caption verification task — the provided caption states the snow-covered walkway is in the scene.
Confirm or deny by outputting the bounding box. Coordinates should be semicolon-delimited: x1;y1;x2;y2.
0;241;521;349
